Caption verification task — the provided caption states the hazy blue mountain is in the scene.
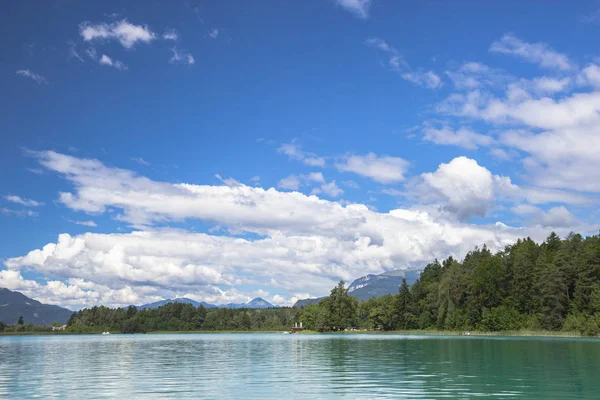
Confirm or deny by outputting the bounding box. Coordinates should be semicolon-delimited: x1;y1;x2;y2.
293;268;421;307
137;298;218;310
293;297;326;308
223;297;278;309
138;297;277;310
0;287;73;325
347;269;421;301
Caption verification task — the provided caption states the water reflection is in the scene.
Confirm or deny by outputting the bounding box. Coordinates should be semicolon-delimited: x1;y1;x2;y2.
0;334;599;399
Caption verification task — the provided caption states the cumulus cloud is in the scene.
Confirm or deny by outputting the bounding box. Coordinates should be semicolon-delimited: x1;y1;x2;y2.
277;142;325;167
2;151;590;308
336;153;409;183
489;33;574;71
80;19;156;48
334;0;372;19
5;195;43;207
419;157;495;220
437;43;600;196
16;69;48;84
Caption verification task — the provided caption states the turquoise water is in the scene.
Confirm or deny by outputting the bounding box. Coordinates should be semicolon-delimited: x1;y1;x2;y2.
0;334;599;399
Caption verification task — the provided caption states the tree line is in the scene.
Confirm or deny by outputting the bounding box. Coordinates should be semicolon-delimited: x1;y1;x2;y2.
300;232;600;336
66;302;303;333
4;231;599;336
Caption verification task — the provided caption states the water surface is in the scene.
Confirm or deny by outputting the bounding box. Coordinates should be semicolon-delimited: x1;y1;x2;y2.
1;333;599;399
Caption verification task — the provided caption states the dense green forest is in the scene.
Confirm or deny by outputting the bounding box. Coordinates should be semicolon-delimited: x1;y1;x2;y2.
301;232;600;336
66;303;302;333
7;231;599;336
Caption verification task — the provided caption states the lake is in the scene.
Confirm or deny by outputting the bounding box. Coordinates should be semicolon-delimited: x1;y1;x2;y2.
0;334;599;399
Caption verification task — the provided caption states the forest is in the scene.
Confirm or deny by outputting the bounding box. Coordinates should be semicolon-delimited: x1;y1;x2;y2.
300;232;600;336
12;231;600;336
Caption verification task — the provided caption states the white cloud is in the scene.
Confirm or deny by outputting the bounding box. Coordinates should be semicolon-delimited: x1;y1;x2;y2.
336;153;409;183
208;28;219;39
99;54;128;70
80;19;156;48
5;195;43;207
401;70;443;89
16;69;48;84
446;62;511;90
420;157;495;220
277;142;325;167
489;33;574;71
366;37;441;89
278;175;302;191
68;41;84;62
512;204;579;228
319;181;344;198
169;48;195;65
67;219;98;227
163;29;178;41
511;204;541;216
438;68;600;195
3;150;591;308
1;208;39;217
422;125;495;149
278;172;326;192
531;77;571;93
531;206;579;228
1;208;38;217
578;64;600;88
334;0;372;19
130;157;150;166
341;180;360;189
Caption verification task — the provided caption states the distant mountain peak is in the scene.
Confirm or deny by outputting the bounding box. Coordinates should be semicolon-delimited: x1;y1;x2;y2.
0;287;73;325
294;268;422;307
138;296;278;310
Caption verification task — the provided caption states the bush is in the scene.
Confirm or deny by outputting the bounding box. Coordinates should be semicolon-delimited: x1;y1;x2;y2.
479;306;525;331
562;313;586;333
120;318;146;334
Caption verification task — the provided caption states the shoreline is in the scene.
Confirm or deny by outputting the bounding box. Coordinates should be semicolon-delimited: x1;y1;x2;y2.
0;329;592;338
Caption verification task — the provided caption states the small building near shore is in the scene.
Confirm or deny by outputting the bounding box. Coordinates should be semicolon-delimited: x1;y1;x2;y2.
291;322;304;333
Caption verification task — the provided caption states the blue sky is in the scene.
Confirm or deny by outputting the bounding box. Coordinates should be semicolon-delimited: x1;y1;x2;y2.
2;0;600;309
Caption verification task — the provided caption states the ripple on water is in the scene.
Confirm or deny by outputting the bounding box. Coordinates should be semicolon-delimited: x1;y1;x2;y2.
0;334;599;399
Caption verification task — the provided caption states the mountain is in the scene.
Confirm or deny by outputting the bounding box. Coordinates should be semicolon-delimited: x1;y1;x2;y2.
347;269;421;301
137;298;217;310
293;268;421;307
223;297;278;309
0;288;73;325
137;297;277;310
245;297;277;308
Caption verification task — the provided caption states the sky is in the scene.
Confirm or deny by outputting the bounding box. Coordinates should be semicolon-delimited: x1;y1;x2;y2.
2;0;600;309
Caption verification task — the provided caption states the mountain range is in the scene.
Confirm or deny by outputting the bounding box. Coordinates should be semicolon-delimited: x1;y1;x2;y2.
137;297;278;310
0;288;73;325
0;269;421;325
293;268;421;307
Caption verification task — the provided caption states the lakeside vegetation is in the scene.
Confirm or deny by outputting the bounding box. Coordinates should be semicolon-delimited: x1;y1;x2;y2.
300;232;600;337
3;232;599;337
